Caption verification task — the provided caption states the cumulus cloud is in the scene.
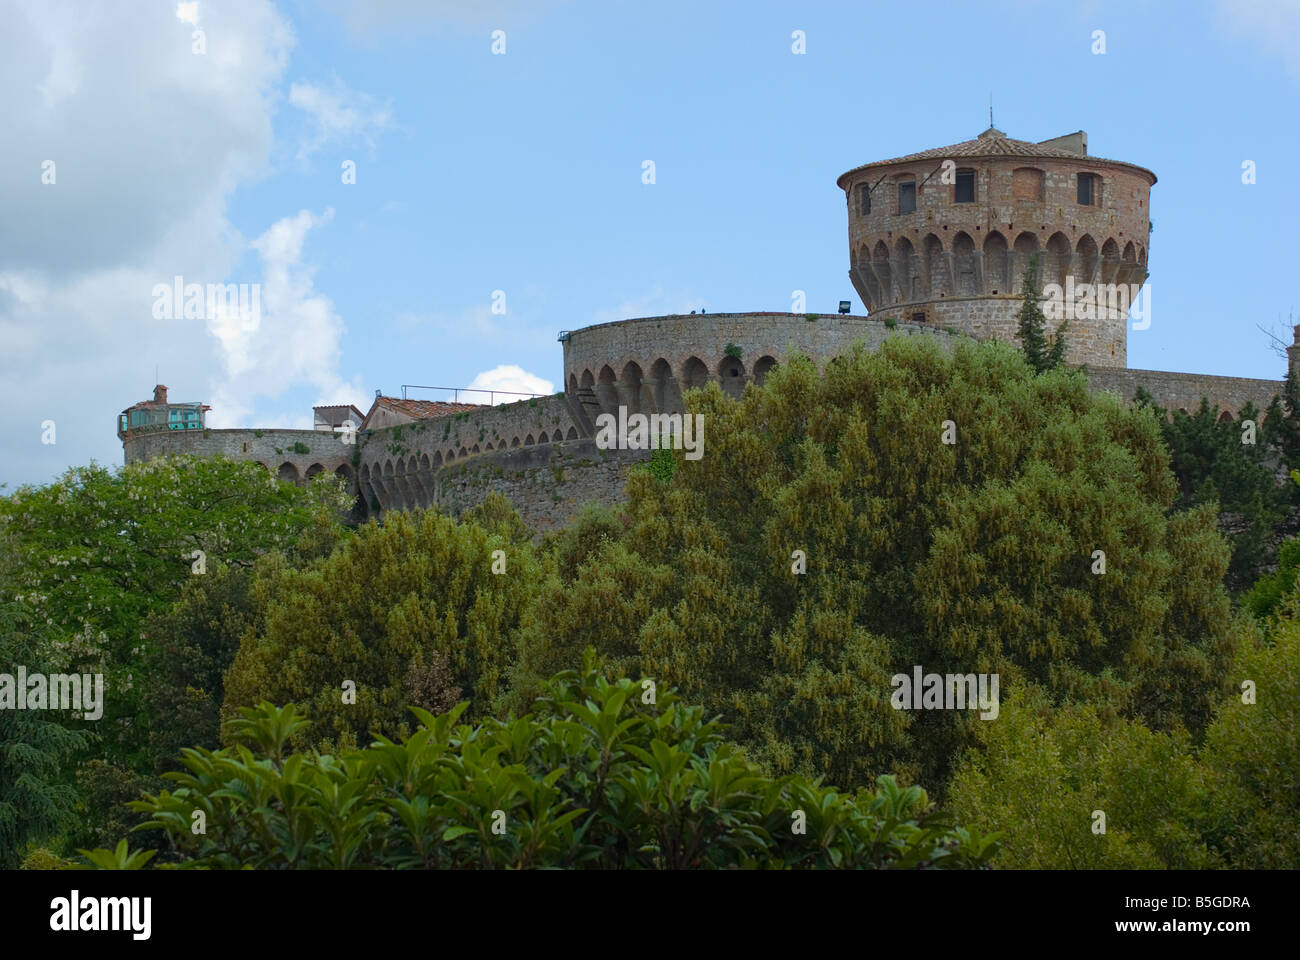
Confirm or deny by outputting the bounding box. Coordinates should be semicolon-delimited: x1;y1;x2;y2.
467;365;555;402
205;208;367;427
289;77;395;160
1215;0;1300;83
0;1;363;487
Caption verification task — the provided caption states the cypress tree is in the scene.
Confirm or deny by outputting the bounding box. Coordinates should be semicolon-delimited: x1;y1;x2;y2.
1016;254;1068;372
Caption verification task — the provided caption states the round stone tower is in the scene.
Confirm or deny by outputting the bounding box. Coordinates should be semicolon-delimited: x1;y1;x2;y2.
836;127;1156;367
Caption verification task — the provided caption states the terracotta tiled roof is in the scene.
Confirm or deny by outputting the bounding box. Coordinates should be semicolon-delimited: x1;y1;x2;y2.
836;128;1155;187
373;397;483;419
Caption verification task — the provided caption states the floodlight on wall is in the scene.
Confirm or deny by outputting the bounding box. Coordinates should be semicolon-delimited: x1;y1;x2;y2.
557;330;571;342
838;301;851;314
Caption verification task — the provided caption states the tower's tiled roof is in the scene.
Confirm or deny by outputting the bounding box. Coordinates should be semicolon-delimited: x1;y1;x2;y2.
836;128;1155;187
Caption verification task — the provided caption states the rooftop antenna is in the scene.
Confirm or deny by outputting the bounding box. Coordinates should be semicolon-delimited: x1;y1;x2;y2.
989;94;993;129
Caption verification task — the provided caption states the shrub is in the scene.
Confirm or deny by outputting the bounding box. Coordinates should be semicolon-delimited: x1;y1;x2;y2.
91;664;998;869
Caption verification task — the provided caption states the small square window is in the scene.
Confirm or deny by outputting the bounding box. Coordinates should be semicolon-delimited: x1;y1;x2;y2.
898;181;916;214
955;170;975;203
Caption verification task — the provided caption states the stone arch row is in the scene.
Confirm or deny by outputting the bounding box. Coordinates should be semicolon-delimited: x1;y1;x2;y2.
250;461;368;521
568;354;780;428
253;460;353;487
852;231;1148;308
355;428;580;512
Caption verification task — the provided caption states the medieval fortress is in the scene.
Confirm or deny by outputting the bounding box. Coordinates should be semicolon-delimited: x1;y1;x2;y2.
119;127;1295;531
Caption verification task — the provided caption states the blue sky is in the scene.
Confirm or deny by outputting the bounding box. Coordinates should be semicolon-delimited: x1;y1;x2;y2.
2;0;1298;487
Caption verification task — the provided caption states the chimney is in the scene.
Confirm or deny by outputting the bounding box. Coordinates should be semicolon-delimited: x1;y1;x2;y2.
1288;327;1300;380
1036;131;1087;156
153;384;168;404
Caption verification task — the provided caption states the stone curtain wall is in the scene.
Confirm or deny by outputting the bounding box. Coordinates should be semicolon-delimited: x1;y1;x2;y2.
561;312;958;432
355;395;580;513
119;314;1285;533
1086;366;1282;418
431;440;648;533
123;428;355;485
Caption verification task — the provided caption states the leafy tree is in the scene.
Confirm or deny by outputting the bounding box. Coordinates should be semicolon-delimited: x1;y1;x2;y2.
222;501;542;750
0;456;352;769
89;663;999;869
1015;255;1067;373
947;598;1299;869
1242;536;1300;620
512;336;1239;791
139;560;271;772
946;687;1220;868
1200;598;1300;867
71;759;166;856
1133;395;1297;595
0;594;88;868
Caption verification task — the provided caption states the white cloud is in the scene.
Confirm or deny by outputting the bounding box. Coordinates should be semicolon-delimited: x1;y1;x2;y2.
0;1;356;487
289;78;394;160
205;208;367;427
319;0;571;36
467;365;554;402
1215;0;1300;82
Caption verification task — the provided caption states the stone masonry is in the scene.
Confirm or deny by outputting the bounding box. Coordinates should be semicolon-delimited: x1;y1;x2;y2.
120;126;1292;532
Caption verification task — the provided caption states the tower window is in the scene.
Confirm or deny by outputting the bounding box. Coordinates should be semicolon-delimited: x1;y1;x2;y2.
857;183;870;215
1077;173;1097;205
898;181;916;214
955;169;975;203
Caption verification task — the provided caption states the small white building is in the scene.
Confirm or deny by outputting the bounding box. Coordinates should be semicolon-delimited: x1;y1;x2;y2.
313;404;365;433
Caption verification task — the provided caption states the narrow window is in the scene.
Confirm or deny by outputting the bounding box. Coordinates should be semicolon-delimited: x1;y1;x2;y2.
1077;173;1095;205
955;169;975;203
857;183;870;215
898;181;916;214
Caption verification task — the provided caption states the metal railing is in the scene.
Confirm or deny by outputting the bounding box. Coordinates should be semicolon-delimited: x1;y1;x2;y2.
400;384;549;405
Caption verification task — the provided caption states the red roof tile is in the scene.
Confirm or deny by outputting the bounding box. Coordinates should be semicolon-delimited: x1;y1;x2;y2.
836;128;1156;188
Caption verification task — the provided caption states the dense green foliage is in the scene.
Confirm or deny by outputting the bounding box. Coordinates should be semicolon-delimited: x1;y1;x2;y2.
93;665;998;869
948;605;1299;868
222;499;541;750
0;456;351;861
7;339;1300;870
510;336;1238;790
1131;393;1298;595
0;576;88;868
